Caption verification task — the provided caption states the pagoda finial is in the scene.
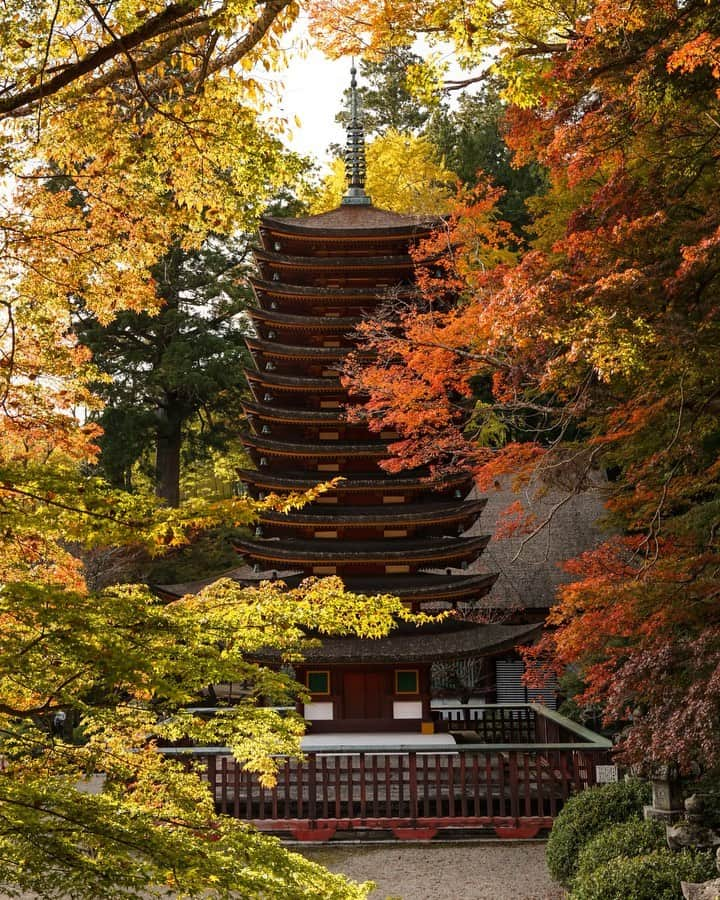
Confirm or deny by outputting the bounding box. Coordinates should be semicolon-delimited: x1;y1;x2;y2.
341;60;372;206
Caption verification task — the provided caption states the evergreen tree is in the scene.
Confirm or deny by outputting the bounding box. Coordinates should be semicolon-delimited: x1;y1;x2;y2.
76;235;253;507
425;86;544;233
333;51;542;234
335;47;433;137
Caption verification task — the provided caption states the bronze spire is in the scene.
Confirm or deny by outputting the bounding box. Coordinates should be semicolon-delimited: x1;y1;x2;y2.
341;62;372;206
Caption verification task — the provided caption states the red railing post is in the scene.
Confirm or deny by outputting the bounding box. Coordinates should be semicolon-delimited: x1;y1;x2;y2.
508;751;520;818
308;753;317;825
409;751;418;822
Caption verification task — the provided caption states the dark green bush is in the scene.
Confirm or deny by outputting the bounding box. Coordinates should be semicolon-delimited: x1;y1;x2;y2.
569;849;716;900
575;818;666;881
546;779;651;886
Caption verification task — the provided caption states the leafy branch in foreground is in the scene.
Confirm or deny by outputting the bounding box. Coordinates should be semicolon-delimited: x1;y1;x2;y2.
0;575;418;898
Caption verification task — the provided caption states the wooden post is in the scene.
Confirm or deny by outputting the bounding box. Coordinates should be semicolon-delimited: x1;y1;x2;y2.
308;754;317;825
409;751;418;821
508;751;520;818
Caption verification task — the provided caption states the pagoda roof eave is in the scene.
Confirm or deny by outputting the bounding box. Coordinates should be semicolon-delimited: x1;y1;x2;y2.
244;369;342;391
242;434;388;458
249;276;399;300
234;534;490;565
340;571;498;601
245;337;366;361
242;401;344;424
236;468;472;493
153;570;496;604
257;498;488;527
247;307;359;330
254;248;413;270
260;207;442;237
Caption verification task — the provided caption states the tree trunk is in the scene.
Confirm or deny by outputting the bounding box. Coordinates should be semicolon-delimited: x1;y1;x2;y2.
155;406;183;507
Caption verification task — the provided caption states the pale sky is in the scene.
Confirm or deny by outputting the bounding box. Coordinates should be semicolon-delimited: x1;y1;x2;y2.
263;25;473;168
278;48;350;163
255;15;352;167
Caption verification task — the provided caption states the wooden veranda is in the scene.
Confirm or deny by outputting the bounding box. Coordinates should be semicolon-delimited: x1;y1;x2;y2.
163;704;612;841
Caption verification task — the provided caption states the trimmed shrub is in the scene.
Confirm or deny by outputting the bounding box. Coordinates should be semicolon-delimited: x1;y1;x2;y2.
546;779;651;886
569;849;716;900
575;818;666;881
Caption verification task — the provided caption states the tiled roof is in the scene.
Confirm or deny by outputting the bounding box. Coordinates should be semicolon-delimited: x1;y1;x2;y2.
247;307;359;329
242;434;388;457
241;401;344;423
259;621;542;663
258;498;487;526
254;248;414;269
245;337;363;359
153;569;497;603
236;468;471;492
234;534;490;564
262;206;441;234
249;277;395;299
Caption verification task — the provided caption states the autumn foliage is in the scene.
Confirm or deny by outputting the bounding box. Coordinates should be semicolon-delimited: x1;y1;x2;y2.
341;0;720;767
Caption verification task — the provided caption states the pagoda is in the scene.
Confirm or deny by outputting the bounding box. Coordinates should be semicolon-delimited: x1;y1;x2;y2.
235;68;538;733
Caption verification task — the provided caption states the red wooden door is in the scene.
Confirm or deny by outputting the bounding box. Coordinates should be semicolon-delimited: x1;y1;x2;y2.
342;671;388;719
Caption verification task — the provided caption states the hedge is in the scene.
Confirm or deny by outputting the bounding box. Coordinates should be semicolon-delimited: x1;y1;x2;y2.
569;849;716;900
546;779;651;886
574;817;666;882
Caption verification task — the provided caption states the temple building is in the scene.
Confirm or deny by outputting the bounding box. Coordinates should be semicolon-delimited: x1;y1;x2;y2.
229;68;541;733
151;72;613;841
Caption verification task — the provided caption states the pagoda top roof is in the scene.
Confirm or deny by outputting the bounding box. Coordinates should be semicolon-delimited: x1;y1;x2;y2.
261;205;441;237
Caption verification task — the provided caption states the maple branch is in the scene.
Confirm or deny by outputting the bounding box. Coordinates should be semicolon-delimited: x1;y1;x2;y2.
509;442;605;563
0;0;203;119
512;40;568;58
66;14;211;101
444;75;490;92
35;0;62;141
144;0;292;97
196;31;220;92
0;483;142;528
83;0;207;146
636;375;686;563
443;37;569;91
354;322;511;371
0;793;163;855
0;669;88;719
0;300;16;410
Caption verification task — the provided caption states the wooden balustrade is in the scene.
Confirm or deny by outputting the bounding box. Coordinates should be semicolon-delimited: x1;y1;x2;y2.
163;704;613;840
197;745;609;838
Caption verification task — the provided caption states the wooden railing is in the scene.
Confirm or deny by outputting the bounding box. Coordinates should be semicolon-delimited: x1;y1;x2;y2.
163;705;612;840
431;703;592;744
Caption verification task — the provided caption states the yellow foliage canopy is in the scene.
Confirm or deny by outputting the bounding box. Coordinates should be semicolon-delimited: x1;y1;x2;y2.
309;129;456;215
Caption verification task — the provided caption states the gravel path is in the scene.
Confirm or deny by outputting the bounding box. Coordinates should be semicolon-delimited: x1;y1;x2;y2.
300;841;565;900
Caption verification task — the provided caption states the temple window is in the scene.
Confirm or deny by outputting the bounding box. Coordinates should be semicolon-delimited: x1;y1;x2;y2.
395;670;419;694
306;671;330;694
